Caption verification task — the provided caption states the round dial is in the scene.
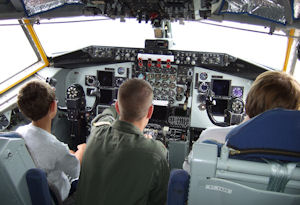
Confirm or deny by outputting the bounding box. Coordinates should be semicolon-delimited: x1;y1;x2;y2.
169;75;176;82
231;98;244;114
115;78;125;87
154;81;161;88
169;82;176;89
153;88;161;96
176;86;184;94
199;72;208;80
117;67;125;75
161;74;168;80
168;89;175;97
198;82;209;93
146;73;154;80
155;74;161;80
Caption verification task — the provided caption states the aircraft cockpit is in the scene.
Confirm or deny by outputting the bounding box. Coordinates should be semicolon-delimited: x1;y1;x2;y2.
0;0;300;204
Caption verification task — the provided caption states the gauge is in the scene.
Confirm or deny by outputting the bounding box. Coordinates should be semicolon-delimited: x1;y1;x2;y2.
176;94;184;101
115;78;125;87
149;81;155;86
154;81;161;88
168;89;175;97
199;72;208;80
153;88;161;96
161;74;168;80
117;67;125;75
176;86;184;94
85;75;97;86
198;82;209;93
147;73;154;80
162;82;168;89
169;82;176;89
231;98;244;114
232;86;244;98
161;89;168;96
155;74;161;80
0;111;11;131
169;75;176;82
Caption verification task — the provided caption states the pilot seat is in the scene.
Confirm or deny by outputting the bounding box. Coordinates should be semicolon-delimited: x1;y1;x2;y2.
168;108;300;205
0;132;60;205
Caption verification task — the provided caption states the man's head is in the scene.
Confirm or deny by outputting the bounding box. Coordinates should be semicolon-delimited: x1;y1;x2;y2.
116;78;153;122
17;80;56;121
246;71;300;118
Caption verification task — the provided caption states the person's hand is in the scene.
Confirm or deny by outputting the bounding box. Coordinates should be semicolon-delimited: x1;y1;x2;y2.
74;143;86;164
144;134;153;139
77;143;86;151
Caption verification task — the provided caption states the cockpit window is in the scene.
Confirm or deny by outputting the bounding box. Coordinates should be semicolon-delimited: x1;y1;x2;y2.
34;17;288;70
0;20;38;86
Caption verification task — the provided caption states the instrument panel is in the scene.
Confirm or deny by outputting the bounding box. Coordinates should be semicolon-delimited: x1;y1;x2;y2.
1;45;265;146
55;46;256;142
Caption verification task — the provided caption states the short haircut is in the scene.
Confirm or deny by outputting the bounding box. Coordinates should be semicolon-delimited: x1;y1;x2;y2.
246;71;300;118
118;78;153;122
17;80;55;121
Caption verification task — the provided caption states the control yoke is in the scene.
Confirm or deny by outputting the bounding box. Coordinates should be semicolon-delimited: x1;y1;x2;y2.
206;91;245;127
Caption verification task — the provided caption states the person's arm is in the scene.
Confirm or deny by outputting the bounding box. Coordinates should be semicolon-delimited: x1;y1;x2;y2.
91;105;118;127
56;143;81;180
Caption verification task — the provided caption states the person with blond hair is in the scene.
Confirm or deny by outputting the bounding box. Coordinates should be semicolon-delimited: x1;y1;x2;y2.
16;80;86;201
76;78;170;205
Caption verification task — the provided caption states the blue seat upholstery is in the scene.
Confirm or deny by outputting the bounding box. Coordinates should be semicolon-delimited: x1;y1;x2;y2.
167;169;190;205
26;168;55;205
226;108;300;162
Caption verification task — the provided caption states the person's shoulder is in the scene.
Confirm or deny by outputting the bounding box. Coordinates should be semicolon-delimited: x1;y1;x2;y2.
199;125;237;144
201;125;236;136
139;138;168;159
16;123;30;133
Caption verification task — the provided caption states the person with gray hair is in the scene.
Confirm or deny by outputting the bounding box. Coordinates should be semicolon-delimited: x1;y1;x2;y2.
76;78;170;205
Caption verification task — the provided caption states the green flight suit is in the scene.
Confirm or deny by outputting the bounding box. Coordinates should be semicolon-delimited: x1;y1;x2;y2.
76;106;170;205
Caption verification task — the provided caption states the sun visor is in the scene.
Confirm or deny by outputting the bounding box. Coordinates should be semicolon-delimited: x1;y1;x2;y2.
22;0;83;17
219;0;290;25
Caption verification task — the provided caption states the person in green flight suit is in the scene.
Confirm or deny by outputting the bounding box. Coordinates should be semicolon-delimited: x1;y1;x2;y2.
76;78;170;205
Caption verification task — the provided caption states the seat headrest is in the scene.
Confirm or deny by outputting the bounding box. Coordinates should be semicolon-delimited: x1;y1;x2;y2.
226;108;300;162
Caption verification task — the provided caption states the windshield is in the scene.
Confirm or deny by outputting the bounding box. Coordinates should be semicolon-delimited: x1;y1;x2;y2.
0;20;38;84
34;17;288;70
